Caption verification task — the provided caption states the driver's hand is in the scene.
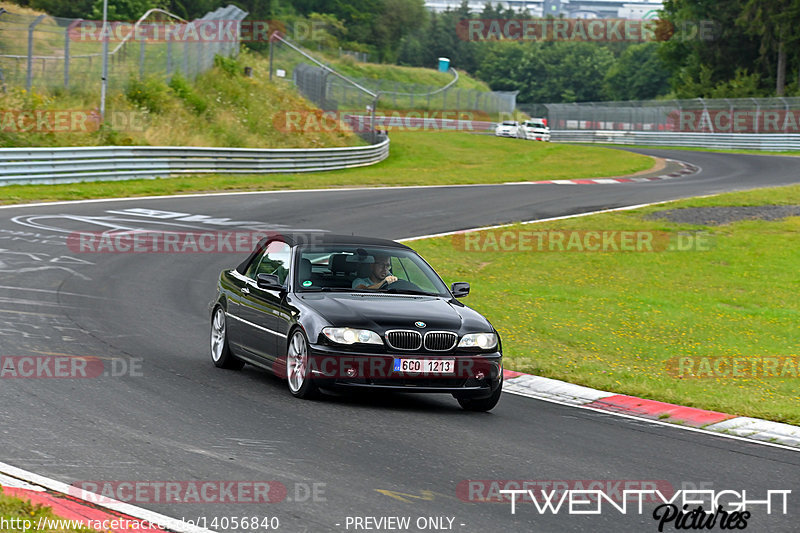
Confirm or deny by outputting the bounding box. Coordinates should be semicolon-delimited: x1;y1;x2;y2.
384;275;398;284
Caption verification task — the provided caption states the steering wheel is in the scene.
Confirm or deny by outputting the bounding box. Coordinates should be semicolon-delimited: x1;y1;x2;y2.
378;279;421;291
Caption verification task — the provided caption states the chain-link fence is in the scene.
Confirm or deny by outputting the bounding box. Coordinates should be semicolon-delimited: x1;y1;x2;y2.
328;76;517;116
517;103;548;119
544;97;800;134
0;5;246;94
268;34;383;144
268;34;516;120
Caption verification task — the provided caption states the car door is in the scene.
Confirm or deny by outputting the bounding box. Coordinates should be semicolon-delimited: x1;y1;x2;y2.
237;240;292;362
223;268;253;354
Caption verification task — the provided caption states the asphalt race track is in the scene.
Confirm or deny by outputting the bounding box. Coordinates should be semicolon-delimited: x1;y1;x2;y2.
1;148;799;532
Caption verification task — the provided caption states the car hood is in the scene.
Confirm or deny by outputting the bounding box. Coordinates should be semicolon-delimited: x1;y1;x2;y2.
297;293;491;332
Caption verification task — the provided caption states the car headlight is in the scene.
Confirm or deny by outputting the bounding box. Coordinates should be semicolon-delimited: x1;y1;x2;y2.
323;327;383;345
458;332;498;350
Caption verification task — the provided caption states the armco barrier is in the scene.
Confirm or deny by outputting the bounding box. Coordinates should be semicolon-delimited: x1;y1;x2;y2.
551;130;800;151
0;139;389;186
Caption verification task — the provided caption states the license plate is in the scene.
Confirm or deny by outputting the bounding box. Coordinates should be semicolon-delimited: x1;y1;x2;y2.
393;358;455;374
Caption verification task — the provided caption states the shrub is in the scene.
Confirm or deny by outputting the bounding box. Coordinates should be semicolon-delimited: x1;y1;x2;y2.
125;77;170;114
214;54;240;77
168;74;208;115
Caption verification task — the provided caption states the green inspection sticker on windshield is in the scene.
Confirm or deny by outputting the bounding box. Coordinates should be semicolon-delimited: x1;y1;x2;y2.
302;280;312;287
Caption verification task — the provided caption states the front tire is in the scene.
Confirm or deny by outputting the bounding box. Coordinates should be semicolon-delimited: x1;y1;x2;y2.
456;383;502;412
286;329;319;399
210;306;244;370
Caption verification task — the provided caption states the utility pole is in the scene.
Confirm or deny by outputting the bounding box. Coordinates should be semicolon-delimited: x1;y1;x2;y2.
100;0;109;123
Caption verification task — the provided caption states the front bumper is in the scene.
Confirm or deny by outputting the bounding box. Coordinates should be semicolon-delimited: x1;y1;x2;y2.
306;343;502;398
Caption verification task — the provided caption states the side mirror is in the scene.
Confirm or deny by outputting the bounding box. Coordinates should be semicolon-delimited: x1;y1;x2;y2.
256;273;282;291
451;282;470;298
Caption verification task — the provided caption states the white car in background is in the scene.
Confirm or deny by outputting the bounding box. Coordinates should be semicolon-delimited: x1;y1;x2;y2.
494;121;522;138
520;119;551;141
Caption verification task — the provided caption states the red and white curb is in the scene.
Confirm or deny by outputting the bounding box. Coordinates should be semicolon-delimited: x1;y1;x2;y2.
508;159;699;185
502;370;800;450
0;461;215;533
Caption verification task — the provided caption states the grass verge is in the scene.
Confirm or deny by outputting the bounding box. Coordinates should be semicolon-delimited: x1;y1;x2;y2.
410;185;800;425
0;131;654;205
326;54;491;92
0;489;96;533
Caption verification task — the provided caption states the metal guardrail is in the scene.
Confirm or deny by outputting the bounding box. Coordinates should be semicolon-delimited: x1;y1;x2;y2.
0;139;390;186
551;130;800;151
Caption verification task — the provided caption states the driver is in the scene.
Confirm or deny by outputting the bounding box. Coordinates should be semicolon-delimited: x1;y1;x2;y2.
352;254;397;289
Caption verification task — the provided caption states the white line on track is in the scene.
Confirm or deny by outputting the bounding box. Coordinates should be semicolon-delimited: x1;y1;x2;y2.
0;158;702;211
0;461;215;533
0;183;528;211
398;203;656;241
502;387;800;453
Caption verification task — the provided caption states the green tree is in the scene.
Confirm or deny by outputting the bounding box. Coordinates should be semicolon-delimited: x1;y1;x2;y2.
738;0;800;96
474;40;526;93
514;42;616;103
374;0;428;62
302;12;348;50
90;0;160;20
399;8;478;72
604;42;670;100
658;0;766;97
30;0;95;18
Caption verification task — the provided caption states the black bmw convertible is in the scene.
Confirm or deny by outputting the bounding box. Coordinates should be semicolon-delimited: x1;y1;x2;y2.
209;232;503;411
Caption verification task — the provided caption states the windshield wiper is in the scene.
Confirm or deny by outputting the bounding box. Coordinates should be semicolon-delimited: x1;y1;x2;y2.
379;288;438;296
302;287;438;295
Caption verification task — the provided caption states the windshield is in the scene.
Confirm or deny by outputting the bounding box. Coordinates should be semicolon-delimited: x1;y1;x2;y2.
294;245;450;296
